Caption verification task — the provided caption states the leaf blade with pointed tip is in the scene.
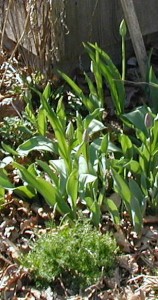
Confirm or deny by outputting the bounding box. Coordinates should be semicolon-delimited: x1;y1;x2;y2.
17;136;57;155
66;169;78;208
0;169;14;189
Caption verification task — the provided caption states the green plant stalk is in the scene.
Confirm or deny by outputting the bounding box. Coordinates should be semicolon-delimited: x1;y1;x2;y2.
148;129;154;208
0;187;5;206
42;96;72;174
85;42;125;115
82;130;91;173
94;45;104;107
119;19;127;81
122;36;126;81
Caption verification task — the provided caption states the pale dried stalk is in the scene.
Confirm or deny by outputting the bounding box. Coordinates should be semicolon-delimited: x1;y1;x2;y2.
0;4;31;89
0;0;13;49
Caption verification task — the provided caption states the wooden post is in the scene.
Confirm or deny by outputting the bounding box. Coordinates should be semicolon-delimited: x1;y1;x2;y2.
120;0;147;81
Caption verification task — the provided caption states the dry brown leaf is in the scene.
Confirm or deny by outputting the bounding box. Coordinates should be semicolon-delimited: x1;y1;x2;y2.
117;254;138;274
20;216;38;233
98;291;115;300
124;287;146;300
114;228;131;253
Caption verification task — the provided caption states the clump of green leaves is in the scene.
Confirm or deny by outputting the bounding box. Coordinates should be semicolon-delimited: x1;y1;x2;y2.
0;116;33;149
22;220;118;292
108;106;158;235
59;42;125;116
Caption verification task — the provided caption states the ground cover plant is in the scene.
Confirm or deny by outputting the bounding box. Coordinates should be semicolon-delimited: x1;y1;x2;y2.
22;219;118;293
1;23;158;300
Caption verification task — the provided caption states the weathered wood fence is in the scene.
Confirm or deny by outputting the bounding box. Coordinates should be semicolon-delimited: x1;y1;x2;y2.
63;0;158;71
1;0;158;73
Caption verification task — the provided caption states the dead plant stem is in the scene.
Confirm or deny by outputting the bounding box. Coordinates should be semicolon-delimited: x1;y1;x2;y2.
0;5;31;89
0;0;13;50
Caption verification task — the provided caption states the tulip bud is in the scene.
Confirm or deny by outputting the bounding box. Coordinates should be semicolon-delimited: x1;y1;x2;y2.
144;112;153;129
66;121;74;141
119;19;127;38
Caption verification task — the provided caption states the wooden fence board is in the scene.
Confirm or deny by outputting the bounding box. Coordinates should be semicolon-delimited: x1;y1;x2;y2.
1;0;158;71
62;0;158;70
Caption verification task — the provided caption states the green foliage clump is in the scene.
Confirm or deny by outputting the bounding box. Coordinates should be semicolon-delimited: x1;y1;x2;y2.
22;220;118;291
0;116;33;148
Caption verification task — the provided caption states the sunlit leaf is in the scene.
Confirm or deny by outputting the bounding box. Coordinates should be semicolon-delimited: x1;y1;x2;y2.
85;197;101;226
1;142;18;156
56;97;66;129
58;71;83;97
42;97;71;170
0;156;13;168
84;72;98;97
49;159;67;177
0;187;5;205
0;169;14;189
83;108;104;129
42;82;52;100
112;169;131;214
125;160;141;174
37;160;58;186
84;42;125;115
130;196;143;235
129;179;146;213
119;134;133;158
66;169;78;208
101;134;109;154
37;106;47;135
106;198;120;224
14;185;37;200
122;106;148;136
17;136;57;155
87;119;105;136
13;162;72;216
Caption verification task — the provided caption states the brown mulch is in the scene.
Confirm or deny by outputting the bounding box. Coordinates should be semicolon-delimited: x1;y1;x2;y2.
0;193;158;300
0;195;55;300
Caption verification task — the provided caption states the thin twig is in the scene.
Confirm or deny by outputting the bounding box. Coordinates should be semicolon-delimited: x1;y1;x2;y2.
0;5;31;89
11;101;22;119
0;0;13;50
113;78;158;89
